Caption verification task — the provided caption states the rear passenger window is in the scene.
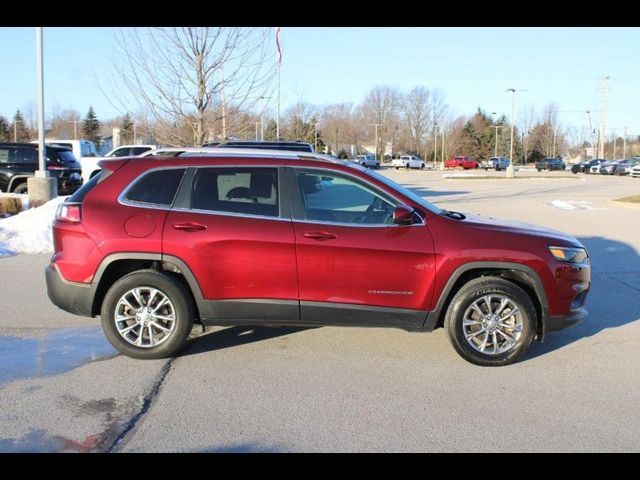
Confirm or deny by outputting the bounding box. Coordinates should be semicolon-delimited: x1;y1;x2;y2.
124;168;186;206
21;148;38;163
191;168;278;217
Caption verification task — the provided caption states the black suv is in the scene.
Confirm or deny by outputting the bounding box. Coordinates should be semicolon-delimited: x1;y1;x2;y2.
201;140;314;153
535;158;566;171
0;143;83;194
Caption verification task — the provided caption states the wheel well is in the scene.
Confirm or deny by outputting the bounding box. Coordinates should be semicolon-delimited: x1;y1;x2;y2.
91;259;201;323
435;268;544;338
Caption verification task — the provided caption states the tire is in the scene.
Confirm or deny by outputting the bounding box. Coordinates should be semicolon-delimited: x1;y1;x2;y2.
420;163;425;170
405;164;410;169
376;163;380;169
444;277;536;367
395;166;399;170
537;168;542;172
12;182;28;194
100;269;195;360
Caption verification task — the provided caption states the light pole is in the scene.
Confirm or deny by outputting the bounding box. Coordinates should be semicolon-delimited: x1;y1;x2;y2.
258;96;271;141
133;124;137;144
371;123;382;163
255;122;260;141
66;120;79;140
623;126;627;159
506;88;526;172
13;120;23;142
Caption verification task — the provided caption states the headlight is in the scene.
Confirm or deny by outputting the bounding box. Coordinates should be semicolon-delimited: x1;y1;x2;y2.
548;246;589;263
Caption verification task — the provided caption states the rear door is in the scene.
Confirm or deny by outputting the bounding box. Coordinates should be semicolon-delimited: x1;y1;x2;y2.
162;165;299;322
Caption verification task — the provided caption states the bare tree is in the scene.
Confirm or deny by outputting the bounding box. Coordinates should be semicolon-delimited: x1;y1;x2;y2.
104;27;273;146
402;86;431;156
360;86;402;159
282;102;317;142
518;103;536;162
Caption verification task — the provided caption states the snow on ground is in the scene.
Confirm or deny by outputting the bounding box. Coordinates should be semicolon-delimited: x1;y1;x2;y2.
0;196;67;257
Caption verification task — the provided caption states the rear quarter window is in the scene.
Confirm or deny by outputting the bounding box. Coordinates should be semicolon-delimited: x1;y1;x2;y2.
123;168;186;206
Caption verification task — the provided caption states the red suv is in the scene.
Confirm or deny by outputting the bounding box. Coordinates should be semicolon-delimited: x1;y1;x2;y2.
444;156;479;170
46;151;590;366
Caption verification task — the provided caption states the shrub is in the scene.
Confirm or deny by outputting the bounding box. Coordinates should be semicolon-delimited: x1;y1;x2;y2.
0;197;23;215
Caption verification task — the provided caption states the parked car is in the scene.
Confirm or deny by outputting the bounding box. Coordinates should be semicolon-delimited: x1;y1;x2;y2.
485;157;511;171
599;160;622;175
630;163;640;178
444;156;479;170
202;140;314;153
46;150;590;366
82;145;159;180
614;159;640;176
535;158;566;171
0;143;82;194
354;154;380;169
33;139;99;185
391;155;426;170
571;159;605;174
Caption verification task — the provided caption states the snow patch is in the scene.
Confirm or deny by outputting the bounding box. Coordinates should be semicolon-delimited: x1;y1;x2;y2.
550;200;577;210
0;196;67;256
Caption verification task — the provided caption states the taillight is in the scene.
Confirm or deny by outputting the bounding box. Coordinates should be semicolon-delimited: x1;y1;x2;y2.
47;165;68;171
55;203;82;223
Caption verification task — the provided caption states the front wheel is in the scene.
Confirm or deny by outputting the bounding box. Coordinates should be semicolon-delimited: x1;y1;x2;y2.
12;182;28;194
376;163;380;169
445;277;536;366
100;270;195;359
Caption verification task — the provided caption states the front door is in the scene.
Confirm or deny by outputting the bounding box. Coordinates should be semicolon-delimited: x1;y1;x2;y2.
288;167;436;328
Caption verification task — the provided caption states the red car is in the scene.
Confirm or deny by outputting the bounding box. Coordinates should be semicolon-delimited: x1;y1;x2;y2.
444;155;479;170
46;151;590;366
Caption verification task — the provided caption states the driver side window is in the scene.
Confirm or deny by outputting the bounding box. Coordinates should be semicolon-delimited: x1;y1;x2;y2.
295;170;396;225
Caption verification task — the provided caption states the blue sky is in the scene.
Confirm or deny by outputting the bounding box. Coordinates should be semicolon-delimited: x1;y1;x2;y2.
1;27;638;139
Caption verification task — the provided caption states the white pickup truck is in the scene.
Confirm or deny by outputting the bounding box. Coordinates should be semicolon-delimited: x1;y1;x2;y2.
391;155;426;170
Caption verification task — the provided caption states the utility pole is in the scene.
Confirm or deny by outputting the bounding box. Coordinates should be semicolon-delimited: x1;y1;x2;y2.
441;127;445;165
506;88;525;175
220;65;227;140
255;122;260;141
314;121;318;152
493;125;503;157
433;123;438;167
371;123;382;163
613;133;617;161
552;126;557;157
133;124;137;144
599;76;609;159
335;127;339;157
623;126;627;159
586;110;596;159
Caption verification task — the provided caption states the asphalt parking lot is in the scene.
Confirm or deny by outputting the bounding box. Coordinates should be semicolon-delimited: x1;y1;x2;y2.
1;169;639;452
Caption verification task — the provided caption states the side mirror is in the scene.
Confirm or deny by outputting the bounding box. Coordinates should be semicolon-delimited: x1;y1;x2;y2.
393;205;416;225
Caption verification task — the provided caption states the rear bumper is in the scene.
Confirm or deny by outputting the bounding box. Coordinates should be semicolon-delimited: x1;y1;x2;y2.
45;263;94;317
546;308;588;333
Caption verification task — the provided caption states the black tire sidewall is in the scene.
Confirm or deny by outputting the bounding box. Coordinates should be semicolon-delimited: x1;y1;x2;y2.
13;183;28;194
445;278;536;366
101;270;194;359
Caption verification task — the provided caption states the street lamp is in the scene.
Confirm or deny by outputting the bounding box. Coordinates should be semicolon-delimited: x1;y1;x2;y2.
370;123;382;163
506;88;526;169
314;120;318;152
66;120;79;140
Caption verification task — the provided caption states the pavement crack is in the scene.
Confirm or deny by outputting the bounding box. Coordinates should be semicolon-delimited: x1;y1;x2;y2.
105;358;174;453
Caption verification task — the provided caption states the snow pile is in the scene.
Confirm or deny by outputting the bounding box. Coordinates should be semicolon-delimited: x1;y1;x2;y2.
0;196;67;256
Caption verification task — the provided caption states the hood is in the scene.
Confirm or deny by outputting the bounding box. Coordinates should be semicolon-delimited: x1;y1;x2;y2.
458;213;582;246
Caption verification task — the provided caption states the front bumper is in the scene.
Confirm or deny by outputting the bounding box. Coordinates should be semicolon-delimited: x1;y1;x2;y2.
45;264;94;317
546;307;588;333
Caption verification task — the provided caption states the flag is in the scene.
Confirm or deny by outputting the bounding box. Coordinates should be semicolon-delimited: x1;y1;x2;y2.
275;27;282;65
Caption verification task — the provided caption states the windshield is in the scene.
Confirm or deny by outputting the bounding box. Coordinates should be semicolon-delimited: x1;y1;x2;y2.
365;169;443;215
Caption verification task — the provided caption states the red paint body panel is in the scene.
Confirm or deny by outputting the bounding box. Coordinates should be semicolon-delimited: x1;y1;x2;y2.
163;210;298;301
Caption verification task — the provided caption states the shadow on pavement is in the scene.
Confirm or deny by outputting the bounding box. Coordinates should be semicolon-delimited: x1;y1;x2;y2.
182;325;315;357
405;186;469;198
526;236;640;359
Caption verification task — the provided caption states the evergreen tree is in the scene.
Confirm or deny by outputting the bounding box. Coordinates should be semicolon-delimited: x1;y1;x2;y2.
263;119;277;141
121;113;134;144
0;115;10;142
12;109;30;142
82;106;102;149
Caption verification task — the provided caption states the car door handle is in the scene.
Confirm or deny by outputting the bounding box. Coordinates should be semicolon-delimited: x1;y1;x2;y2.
172;222;207;232
303;231;337;240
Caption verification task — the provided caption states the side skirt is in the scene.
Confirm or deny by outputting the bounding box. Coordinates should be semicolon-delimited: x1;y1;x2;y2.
200;299;432;332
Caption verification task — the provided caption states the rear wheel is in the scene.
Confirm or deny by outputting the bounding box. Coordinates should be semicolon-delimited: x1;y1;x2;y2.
100;270;194;359
445;277;536;366
405;163;410;169
12;182;28;194
375;163;380;169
